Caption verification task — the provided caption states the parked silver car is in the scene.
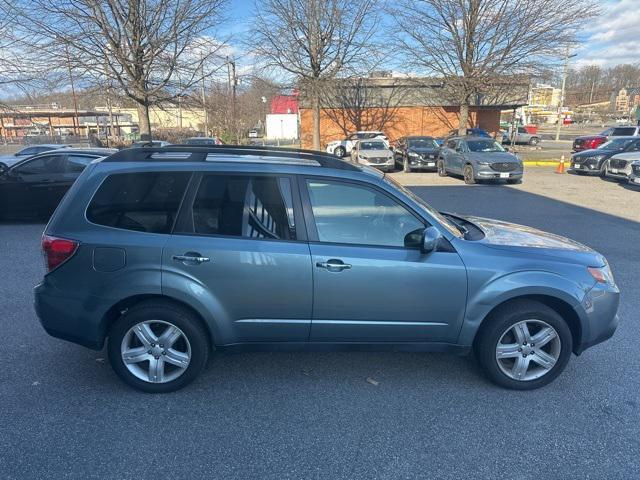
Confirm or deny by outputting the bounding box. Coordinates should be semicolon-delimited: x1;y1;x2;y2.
627;160;640;187
350;139;394;171
603;151;640;181
437;136;524;184
502;127;541;146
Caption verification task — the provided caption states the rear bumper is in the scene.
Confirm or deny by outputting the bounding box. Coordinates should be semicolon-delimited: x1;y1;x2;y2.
34;281;107;350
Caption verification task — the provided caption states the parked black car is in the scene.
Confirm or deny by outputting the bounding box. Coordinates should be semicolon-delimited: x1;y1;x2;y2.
0;148;116;219
570;136;640;176
393;136;441;172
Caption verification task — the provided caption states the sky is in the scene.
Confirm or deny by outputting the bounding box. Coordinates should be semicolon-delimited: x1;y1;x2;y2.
225;0;640;71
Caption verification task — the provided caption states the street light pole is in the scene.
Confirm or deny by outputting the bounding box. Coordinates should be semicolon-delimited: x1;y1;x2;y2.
555;48;577;141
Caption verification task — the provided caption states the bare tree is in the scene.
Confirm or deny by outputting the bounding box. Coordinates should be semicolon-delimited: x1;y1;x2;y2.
250;0;380;149
18;0;228;139
391;0;597;134
321;77;408;136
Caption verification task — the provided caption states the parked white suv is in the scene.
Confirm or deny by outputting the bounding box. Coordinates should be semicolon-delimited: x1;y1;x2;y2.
326;131;388;157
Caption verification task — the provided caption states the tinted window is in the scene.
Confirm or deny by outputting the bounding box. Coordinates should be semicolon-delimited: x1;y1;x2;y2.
87;172;190;233
14;155;65;175
407;138;438;148
446;140;457;149
360;141;387;150
65;155;96;173
467;140;505;152
306;180;423;247
183;175;296;240
17;147;39;156
612;127;636;136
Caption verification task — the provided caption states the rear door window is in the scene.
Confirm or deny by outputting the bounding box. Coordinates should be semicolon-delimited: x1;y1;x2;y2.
14;155;65;175
87;172;191;233
612;127;637;136
177;174;297;241
64;154;96;173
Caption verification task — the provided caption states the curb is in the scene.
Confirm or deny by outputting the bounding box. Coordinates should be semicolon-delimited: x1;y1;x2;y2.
523;160;563;166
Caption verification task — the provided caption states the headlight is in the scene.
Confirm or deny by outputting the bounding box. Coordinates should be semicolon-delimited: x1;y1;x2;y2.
588;264;615;285
477;161;491;165
408;151;420;158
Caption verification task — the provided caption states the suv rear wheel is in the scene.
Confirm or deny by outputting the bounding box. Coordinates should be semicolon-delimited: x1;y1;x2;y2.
107;300;210;393
334;146;346;157
463;164;476;184
474;300;572;390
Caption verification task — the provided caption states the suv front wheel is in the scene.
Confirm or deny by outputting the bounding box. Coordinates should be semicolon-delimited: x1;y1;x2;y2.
474;300;572;390
107;300;210;393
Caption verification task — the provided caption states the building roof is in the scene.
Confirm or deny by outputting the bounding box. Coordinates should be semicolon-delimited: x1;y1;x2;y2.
300;76;529;110
270;95;299;114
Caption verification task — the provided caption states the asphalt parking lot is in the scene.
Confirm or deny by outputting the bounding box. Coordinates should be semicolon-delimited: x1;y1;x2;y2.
1;168;638;480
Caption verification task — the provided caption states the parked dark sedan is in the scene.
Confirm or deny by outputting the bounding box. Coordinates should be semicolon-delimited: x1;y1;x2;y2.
393;136;440;172
0;148;116;219
571;137;640;176
0;144;69;168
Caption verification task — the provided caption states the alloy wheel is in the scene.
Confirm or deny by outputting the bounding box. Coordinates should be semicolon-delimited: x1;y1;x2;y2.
495;319;561;381
121;320;192;383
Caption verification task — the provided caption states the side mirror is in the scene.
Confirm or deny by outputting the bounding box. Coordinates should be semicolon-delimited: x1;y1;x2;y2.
421;226;442;254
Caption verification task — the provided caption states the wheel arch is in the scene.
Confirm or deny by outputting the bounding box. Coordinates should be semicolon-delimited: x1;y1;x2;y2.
101;294;215;348
470;294;582;354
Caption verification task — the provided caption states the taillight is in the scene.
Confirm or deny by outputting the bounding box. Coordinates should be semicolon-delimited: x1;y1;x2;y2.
41;235;79;273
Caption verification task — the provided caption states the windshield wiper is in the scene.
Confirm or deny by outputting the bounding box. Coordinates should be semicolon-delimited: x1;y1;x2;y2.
442;213;469;237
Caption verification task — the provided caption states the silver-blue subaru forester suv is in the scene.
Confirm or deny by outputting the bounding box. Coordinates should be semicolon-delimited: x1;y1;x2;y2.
34;145;619;392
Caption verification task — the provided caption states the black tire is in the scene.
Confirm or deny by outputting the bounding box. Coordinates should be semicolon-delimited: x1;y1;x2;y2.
403;156;411;173
463;164;476;184
108;300;210;393
334;146;346;157
529;137;540;146
437;159;447;177
474;299;573;390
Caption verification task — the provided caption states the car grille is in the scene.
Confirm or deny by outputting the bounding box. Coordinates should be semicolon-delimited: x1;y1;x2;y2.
571;156;583;164
632;164;640;175
609;158;628;169
490;162;519;172
367;157;389;164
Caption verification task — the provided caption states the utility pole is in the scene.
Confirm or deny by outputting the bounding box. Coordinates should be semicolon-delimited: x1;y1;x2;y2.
64;42;80;137
200;53;208;136
227;56;237;143
555;47;577;141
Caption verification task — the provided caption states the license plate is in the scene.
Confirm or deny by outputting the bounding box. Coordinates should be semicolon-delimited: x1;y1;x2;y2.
610;168;618;173
427;162;435;166
500;172;509;178
573;164;581;169
635;178;640;184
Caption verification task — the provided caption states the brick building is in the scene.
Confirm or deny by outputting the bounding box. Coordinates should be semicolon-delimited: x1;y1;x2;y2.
298;77;529;148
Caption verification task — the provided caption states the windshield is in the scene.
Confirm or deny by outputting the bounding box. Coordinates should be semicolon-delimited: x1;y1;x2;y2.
611;127;636;136
598;138;634;150
360;141;387;150
466;140;505;153
407;138;438;149
383;176;462;238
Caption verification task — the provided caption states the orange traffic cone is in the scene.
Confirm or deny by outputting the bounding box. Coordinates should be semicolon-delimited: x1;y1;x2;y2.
555;155;566;174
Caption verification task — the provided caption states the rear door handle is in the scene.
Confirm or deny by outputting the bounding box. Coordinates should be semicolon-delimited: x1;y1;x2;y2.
172;253;211;264
316;259;352;271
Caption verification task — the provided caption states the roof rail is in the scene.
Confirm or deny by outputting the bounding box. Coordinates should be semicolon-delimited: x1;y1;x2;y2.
103;144;360;170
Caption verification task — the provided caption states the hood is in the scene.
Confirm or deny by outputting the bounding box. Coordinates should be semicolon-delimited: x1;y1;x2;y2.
459;215;605;266
572;148;613;158
609;151;640;161
0;155;21;167
408;147;439;155
466;152;519;163
359;149;393;158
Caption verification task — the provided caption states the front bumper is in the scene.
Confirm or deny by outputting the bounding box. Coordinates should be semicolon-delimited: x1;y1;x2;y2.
570;159;604;174
360;160;395;171
407;155;438;170
627;173;640;186
475;166;523;180
605;170;630;181
574;282;620;355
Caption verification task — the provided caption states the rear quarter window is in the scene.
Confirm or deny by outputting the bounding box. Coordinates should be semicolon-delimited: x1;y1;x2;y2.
87;172;191;233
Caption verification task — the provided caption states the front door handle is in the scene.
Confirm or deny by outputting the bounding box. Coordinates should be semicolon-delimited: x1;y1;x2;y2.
172;252;211;264
316;259;352;271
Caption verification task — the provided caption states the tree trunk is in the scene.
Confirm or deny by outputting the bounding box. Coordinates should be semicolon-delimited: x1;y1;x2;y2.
137;101;152;141
312;92;321;150
458;102;469;136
